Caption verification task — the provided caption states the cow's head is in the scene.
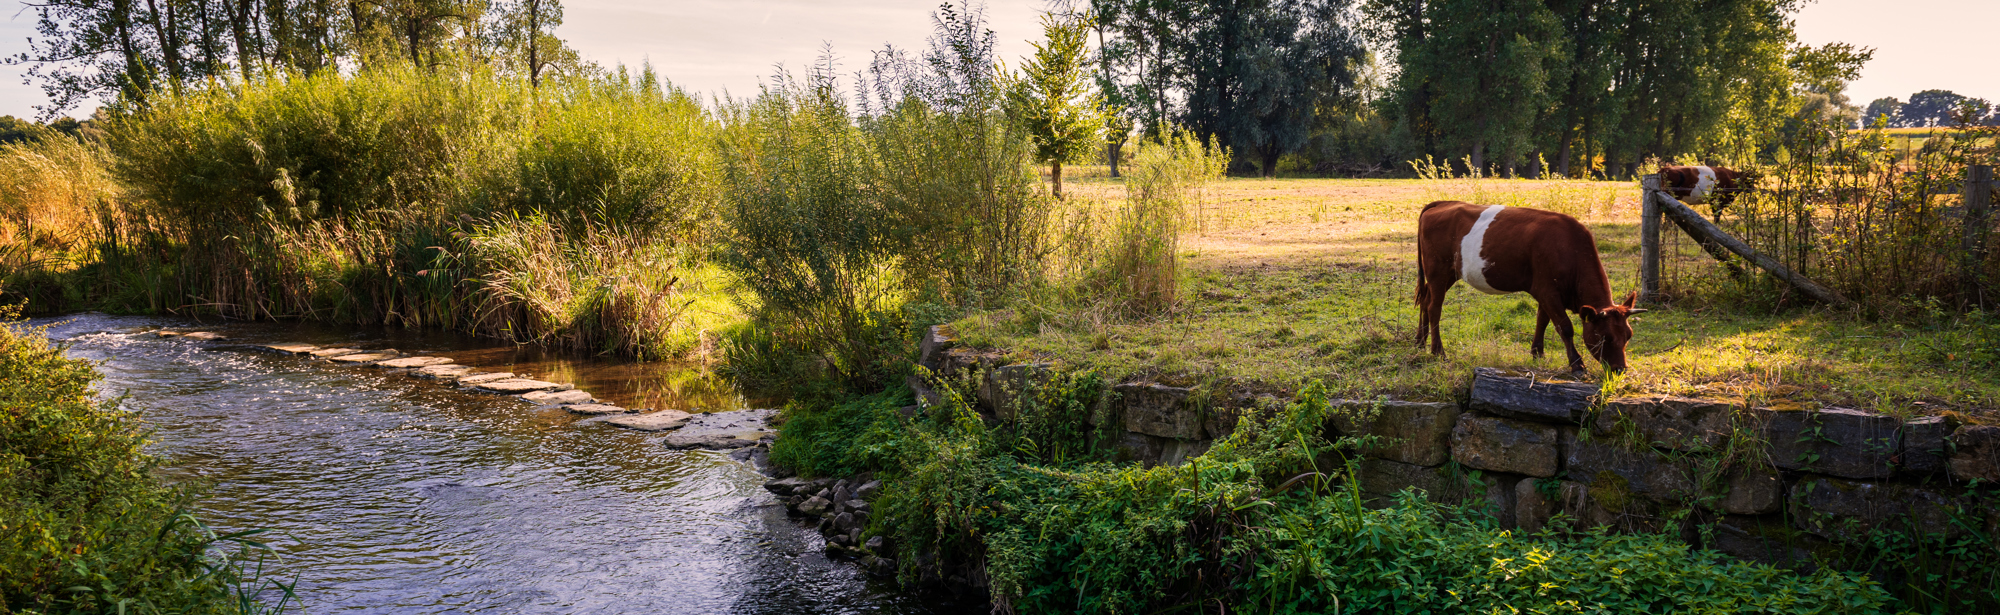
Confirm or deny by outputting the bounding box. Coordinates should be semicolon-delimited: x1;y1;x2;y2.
1579;291;1646;373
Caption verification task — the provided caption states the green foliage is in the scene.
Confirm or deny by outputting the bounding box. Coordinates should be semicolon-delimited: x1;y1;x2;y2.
999;11;1108;198
775;369;1892;614
1093;0;1366;176
0;310;291;614
61;66;727;358
1247;495;1890;614
1362;0;1800;176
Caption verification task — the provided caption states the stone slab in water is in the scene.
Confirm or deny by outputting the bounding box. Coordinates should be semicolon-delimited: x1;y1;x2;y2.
151;330;182;338
664;409;777;450
604;409;693;430
309;347;366;358
330;352;400;364
564;404;630;416
469;378;568;394
181;331;228;341
257;343;320;354
373;356;454;369
1468;367;1598;424
522;389;592;405
456;372;516;385
412;364;478;379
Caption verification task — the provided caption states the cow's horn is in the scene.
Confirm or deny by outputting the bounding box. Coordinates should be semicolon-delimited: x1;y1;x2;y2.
1628;308;1649;315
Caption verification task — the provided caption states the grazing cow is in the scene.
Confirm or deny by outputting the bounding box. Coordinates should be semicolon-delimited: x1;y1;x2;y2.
1660;165;1747;207
1414;201;1645;373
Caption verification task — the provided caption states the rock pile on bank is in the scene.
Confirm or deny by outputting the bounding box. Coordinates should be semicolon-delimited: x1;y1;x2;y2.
764;474;894;574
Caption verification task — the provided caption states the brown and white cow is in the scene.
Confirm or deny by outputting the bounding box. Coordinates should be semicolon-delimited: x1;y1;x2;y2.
1414;201;1645;373
1660;165;1747;207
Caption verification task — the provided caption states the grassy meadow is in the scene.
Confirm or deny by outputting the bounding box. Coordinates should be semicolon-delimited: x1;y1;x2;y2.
957;173;2000;418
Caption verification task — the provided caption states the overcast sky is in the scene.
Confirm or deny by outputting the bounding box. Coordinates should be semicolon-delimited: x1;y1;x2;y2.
0;0;1992;119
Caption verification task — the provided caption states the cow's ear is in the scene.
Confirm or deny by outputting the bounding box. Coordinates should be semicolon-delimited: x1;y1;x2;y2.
1622;291;1638;308
1579;306;1600;320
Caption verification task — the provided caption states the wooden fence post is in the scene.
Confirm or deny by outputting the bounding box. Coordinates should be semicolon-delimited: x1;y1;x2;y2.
1965;165;1995;309
1640;174;1661;303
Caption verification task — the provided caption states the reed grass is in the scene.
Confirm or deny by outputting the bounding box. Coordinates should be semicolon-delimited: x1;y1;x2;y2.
4;66;733;360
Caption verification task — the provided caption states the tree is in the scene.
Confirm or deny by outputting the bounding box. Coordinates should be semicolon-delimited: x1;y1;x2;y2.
1863;97;1903;128
1902;89;1985;128
496;0;570;86
1094;0;1365;177
1001;11;1109;199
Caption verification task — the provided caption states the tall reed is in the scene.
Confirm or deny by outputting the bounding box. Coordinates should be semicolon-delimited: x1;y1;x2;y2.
1106;128;1226;315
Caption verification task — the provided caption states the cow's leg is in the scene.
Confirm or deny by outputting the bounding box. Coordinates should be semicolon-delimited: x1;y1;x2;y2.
1547;310;1586;373
1426;275;1453;355
1414;276;1431;350
1532;307;1550;359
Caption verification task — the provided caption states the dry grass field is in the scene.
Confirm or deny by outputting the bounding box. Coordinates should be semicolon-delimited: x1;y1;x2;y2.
956;173;2000;419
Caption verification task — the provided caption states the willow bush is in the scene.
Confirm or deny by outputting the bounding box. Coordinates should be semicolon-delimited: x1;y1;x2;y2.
81;66;723;358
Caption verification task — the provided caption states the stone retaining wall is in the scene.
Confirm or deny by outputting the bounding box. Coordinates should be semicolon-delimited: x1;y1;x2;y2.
916;326;2000;566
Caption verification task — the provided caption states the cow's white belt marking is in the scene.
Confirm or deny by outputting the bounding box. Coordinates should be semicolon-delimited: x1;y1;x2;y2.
1460;205;1507;295
1689;166;1718;204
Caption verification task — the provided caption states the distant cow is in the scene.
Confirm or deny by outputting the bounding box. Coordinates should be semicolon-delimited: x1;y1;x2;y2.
1660;165;1747;207
1414;201;1645;373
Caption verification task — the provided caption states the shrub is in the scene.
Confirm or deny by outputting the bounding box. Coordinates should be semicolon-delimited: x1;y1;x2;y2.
0;310;288;613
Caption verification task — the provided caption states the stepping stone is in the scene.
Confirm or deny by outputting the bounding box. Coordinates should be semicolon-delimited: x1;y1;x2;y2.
257;343;320;354
181;332;227;341
330;352;400;364
604;409;693;431
564;404;631;415
663;409;778;450
309;347;366;358
522;389;592;405
373;356;454;369
413;364;478;379
152;330;182;338
468;378;568;394
457;372;517;385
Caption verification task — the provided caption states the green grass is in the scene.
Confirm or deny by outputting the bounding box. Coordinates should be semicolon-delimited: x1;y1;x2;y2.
956;175;2000;417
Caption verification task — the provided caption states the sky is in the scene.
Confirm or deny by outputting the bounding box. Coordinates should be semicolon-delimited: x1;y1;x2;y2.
0;0;1992;120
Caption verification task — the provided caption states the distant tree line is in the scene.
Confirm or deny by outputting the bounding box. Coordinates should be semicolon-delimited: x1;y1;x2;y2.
9;0;584;117
1864;90;2000;129
1085;0;1900;177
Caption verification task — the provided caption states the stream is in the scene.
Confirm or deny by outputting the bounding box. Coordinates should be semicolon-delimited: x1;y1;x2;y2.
30;313;953;615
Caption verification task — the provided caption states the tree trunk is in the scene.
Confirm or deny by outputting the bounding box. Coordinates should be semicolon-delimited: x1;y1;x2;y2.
1470;142;1485;174
229;0;254;80
112;0;149;103
1261;145;1280;178
1107;142;1122;178
146;0;185;86
526;0;542;87
1051;162;1064;200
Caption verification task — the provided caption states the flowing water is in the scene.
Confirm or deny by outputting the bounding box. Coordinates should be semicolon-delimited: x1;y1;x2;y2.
31;313;956;615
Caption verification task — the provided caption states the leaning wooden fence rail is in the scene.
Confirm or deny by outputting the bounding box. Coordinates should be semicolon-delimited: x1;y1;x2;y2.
1638;166;1998;309
1637;174;1852;308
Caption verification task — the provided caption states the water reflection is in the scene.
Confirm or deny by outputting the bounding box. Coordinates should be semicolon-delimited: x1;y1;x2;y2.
28;314;954;615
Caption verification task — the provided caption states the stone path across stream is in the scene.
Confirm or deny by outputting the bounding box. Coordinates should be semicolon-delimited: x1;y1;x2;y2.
148;328;777;450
